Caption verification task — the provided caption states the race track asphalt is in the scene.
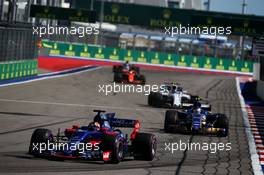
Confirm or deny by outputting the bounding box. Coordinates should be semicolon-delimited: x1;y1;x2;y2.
0;67;253;175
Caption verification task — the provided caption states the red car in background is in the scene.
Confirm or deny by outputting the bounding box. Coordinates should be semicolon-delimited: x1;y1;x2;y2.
113;64;146;85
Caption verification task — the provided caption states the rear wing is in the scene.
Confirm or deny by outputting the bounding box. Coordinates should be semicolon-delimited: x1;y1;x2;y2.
182;103;211;111
109;118;140;140
108;118;140;129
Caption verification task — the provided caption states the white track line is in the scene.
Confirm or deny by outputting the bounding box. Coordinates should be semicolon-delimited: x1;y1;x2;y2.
236;77;263;175
0;98;164;113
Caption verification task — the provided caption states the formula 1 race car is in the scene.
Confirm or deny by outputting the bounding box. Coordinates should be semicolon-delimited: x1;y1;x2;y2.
113;63;140;74
113;64;146;85
148;83;211;110
164;104;229;137
28;110;156;163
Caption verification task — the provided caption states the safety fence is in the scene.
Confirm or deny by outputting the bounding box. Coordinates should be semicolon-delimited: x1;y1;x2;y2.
0;22;38;81
0;22;38;62
0;60;38;80
42;40;254;73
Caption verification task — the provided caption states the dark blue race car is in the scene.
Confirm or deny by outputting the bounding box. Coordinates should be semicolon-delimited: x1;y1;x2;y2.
164;104;229;137
29;110;157;163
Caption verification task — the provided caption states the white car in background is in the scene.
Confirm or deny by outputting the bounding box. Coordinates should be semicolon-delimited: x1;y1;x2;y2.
148;83;211;111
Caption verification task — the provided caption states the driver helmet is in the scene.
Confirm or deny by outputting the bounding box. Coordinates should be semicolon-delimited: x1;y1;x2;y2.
94;113;107;122
123;60;130;70
87;122;100;131
93;114;110;131
172;86;177;93
195;108;202;114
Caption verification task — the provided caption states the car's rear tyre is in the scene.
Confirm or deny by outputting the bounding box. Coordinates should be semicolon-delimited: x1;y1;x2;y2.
148;92;155;106
28;128;53;156
114;73;123;83
214;114;229;137
164;110;178;133
139;75;146;85
207;105;212;112
112;66;116;72
149;92;163;107
103;135;124;164
181;96;190;103
113;65;122;73
133;133;156;161
131;66;140;74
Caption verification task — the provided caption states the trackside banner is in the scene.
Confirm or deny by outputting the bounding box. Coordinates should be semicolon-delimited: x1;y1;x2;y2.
41;40;254;73
0;60;38;80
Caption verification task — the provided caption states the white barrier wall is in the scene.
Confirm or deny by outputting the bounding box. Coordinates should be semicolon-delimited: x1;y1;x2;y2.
257;80;264;101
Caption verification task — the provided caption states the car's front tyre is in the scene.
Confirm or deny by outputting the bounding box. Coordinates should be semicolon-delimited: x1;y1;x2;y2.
114;73;123;83
28;128;53;157
164;110;178;132
103;135;124;164
214;114;229;137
